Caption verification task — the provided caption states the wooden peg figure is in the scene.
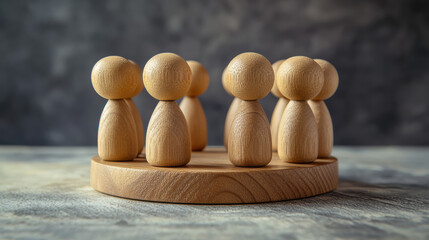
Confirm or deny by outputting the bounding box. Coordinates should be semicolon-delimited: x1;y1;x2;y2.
91;56;141;161
308;59;339;158
224;52;274;167
222;66;242;150
270;59;289;151
125;60;144;155
143;53;192;167
179;60;210;151
276;56;324;163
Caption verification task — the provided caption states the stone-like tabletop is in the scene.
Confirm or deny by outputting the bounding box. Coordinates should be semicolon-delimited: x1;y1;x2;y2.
0;146;428;240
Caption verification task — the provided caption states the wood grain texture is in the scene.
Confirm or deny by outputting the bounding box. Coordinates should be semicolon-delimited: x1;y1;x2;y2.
228;101;272;167
125;98;144;154
224;52;274;100
180;97;207;151
98;99;138;161
313;59;339;101
224;97;242;150
270;97;289;151
276;56;324;101
271;59;286;98
143;53;191;101
309;100;333;158
186;60;209;97
146;101;191;166
278;101;319;163
91;56;142;100
90;147;338;204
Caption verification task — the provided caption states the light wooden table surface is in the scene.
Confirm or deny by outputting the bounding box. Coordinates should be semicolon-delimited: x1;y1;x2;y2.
0;146;428;240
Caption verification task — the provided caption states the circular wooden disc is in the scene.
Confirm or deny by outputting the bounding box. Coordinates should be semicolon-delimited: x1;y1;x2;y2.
90;147;338;204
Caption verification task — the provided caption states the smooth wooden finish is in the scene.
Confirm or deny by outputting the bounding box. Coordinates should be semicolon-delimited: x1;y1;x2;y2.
276;56;324;101
270;59;289;151
146;101;191;167
92;56;142;100
224;52;274;101
180;97;207;151
308;100;333;158
125;99;144;154
228;101;272;167
224;53;274;166
98;100;138;160
92;56;143;160
143;53;192;166
278;101;319;163
179;60;209;151
271;97;289;151
223;97;241;149
277;56;324;163
90;147;338;204
143;53;192;101
310;59;339;158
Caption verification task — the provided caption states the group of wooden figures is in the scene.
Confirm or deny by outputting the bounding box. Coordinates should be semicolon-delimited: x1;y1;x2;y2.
91;52;338;167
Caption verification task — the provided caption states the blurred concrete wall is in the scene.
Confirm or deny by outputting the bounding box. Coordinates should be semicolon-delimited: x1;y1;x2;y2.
1;0;428;145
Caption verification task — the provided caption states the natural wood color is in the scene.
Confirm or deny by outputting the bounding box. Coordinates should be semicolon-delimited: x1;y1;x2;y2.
224;97;242;150
271;59;286;98
309;100;333;158
186;60;210;97
180;97;207;151
90;147;338;204
278;101;319;163
276;56;324;101
228;101;272;166
91;56;142;100
309;59;338;158
222;66;231;95
97;99;138;161
313;59;339;101
146;101;191;166
270;97;289;151
143;53;192;101
125;99;144;154
224;52;274;100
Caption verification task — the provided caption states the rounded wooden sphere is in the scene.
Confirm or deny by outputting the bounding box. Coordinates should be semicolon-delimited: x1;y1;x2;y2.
92;56;142;99
222;66;232;95
276;56;324;101
313;59;339;100
224;52;274;100
186;60;210;97
129;60;144;97
271;59;286;98
143;53;192;101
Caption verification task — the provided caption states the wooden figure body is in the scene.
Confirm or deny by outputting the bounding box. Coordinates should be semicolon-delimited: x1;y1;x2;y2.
270;59;289;151
179;60;209;151
91;56;143;161
276;56;324;163
309;59;339;158
222;66;242;150
143;53;192;166
224;52;274;167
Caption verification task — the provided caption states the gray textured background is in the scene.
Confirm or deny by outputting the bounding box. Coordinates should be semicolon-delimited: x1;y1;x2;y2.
1;0;428;146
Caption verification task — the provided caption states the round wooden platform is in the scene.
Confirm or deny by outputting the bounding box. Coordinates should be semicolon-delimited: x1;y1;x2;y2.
90;147;338;204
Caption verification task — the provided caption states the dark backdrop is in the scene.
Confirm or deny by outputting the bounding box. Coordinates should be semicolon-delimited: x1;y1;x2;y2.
1;0;429;146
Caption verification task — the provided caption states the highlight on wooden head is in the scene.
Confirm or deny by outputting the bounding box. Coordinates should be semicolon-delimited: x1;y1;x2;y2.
313;59;339;100
276;56;324;101
224;52;274;101
186;60;210;97
91;56;143;100
143;53;192;101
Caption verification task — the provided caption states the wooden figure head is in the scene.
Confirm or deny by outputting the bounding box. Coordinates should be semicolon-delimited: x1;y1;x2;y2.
143;53;192;101
276;56;324;101
271;59;286;98
186;60;210;97
222;66;232;96
91;56;143;99
224;52;274;101
313;59;339;100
